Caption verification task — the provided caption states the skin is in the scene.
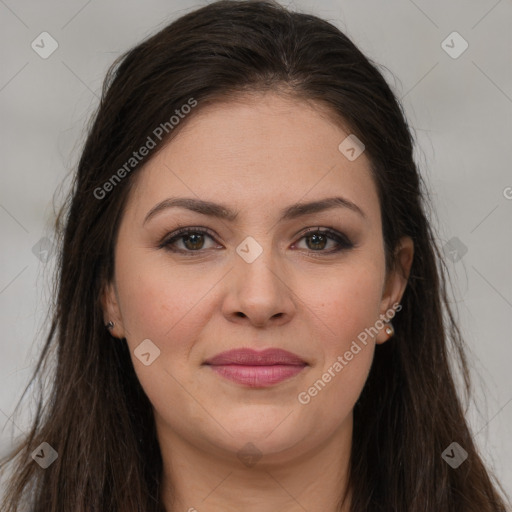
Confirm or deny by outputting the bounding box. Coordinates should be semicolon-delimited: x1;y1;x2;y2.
102;92;414;512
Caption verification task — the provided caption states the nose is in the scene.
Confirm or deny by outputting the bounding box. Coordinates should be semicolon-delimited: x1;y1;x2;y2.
222;243;296;328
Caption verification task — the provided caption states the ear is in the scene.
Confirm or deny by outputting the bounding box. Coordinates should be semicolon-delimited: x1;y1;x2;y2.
100;280;125;339
375;236;414;344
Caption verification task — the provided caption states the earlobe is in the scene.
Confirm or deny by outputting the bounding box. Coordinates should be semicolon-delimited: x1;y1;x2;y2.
376;236;414;344
101;281;124;338
375;320;396;345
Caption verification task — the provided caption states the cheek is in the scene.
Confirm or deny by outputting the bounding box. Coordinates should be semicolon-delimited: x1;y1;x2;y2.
113;256;209;413
310;261;385;349
297;260;384;413
115;249;209;340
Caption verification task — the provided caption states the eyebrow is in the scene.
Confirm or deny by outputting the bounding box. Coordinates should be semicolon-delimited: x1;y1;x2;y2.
143;196;366;226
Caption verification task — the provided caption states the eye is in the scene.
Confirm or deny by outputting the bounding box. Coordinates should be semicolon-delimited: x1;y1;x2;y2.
293;227;354;254
159;226;354;255
159;227;218;253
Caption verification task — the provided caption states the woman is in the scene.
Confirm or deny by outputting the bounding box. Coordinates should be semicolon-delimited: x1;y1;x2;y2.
1;1;509;510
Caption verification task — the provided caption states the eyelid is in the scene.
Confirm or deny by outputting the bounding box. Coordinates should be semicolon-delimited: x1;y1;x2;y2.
293;226;354;252
159;225;355;255
296;226;352;243
158;226;217;249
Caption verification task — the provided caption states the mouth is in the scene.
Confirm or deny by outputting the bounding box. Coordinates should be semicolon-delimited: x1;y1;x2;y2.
203;348;308;388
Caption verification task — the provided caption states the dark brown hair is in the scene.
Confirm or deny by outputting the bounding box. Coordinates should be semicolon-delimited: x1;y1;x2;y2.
1;1;509;510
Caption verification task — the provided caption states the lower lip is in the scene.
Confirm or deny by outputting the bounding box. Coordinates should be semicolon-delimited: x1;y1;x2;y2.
207;364;306;387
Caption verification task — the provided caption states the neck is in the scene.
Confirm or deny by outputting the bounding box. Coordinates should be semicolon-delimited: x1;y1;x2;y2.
157;415;353;512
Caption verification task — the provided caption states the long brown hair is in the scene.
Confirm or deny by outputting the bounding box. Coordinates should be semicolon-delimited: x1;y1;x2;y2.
1;1;509;510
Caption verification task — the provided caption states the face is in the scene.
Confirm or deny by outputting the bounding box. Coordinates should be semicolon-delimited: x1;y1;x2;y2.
102;92;413;465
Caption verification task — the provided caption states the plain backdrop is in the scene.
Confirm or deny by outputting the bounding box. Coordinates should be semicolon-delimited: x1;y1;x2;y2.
1;0;511;500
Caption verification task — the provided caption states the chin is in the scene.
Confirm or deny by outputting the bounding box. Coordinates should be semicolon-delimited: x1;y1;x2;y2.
212;413;310;455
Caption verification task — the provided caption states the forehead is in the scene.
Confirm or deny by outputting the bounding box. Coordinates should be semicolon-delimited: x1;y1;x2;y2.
124;92;380;227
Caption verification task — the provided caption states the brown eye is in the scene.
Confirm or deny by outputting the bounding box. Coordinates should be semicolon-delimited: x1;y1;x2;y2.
305;232;330;251
160;228;218;253
295;228;354;254
181;232;206;250
160;226;354;256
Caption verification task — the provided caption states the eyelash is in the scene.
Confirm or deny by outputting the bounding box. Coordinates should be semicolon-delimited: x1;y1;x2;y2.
158;226;355;256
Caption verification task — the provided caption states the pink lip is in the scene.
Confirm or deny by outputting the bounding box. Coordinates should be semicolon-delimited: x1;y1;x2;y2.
204;348;307;388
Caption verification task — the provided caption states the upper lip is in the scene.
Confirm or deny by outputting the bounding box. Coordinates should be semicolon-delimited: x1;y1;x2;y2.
204;348;307;366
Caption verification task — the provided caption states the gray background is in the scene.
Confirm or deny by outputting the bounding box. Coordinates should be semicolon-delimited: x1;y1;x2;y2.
1;0;511;499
